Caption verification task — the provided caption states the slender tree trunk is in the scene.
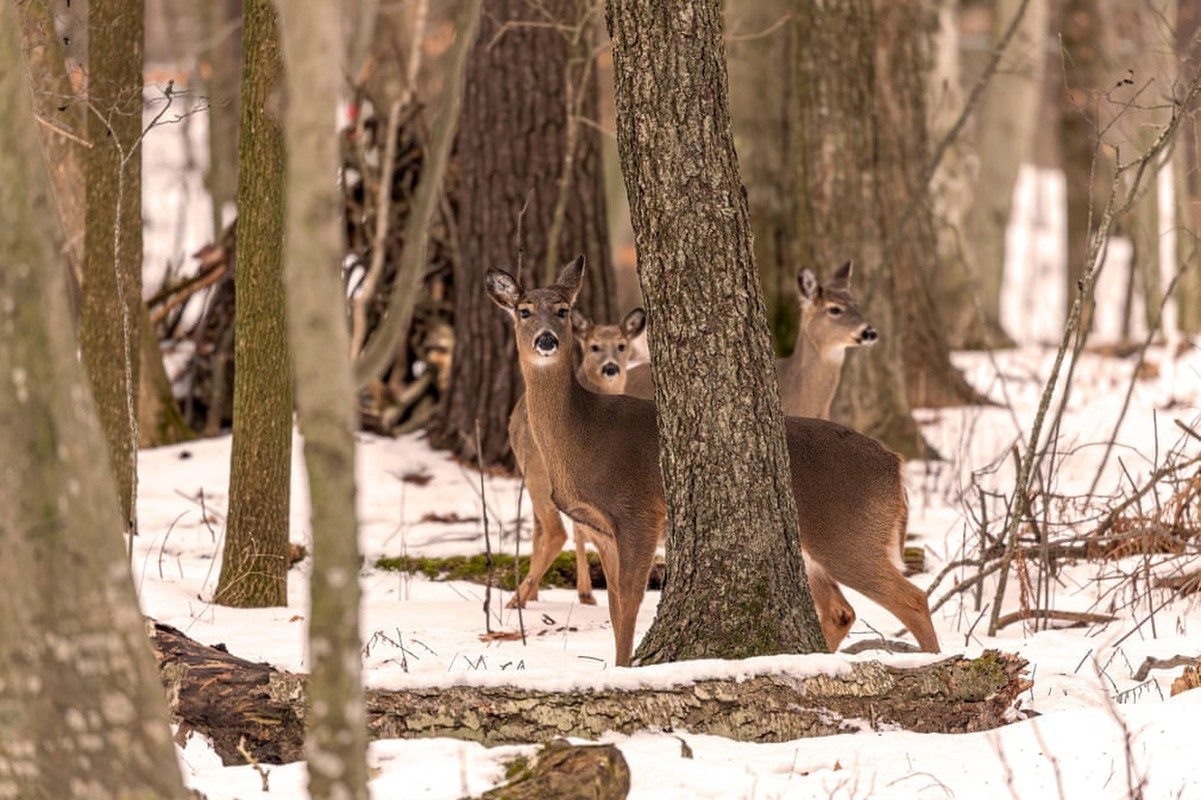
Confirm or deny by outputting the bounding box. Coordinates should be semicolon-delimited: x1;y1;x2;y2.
0;6;188;794
964;0;1047;346
81;0;145;535
927;0;992;350
607;0;824;664
429;0;615;470
1057;0;1112;333
201;0;243;237
1119;0;1176;340
1176;1;1201;336
272;2;368;798
217;0;293;608
725;0;799;353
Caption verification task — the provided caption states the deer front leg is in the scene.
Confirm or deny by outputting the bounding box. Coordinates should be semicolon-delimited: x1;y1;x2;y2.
572;526;596;604
508;488;568;609
804;555;857;652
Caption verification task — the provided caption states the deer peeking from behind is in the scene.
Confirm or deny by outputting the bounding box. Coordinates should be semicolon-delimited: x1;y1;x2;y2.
487;256;938;667
624;261;876;418
507;306;647;608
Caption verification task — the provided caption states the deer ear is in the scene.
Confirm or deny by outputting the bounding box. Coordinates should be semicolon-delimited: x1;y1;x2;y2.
556;255;586;304
829;260;853;289
571;309;591;338
485;269;521;313
797;268;819;307
622;308;647;339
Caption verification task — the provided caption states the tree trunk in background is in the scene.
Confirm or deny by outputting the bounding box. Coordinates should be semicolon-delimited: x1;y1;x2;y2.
217;0;293;609
1176;1;1201;336
964;0;1048;346
81;0;145;535
430;0;616;471
607;0;824;664
273;2;368;798
794;0;930;457
20;0;187;450
16;0;87;287
201;0;243;236
1118;0;1176;340
928;0;1005;350
1057;0;1112;333
725;0;799;354
0;8;189;794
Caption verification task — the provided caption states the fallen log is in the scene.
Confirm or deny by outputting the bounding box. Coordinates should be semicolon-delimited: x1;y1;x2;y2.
150;622;1030;766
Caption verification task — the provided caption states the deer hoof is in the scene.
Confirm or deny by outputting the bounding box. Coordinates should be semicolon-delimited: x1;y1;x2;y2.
578;593;597;606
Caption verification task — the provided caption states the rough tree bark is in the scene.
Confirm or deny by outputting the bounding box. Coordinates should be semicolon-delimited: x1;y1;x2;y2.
150;622;1030;764
273;2;368;798
428;0;616;470
216;0;293;608
0;6;189;793
607;0;825;663
81;0;145;535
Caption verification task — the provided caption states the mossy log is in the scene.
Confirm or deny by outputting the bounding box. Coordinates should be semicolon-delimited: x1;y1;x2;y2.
150;622;1030;766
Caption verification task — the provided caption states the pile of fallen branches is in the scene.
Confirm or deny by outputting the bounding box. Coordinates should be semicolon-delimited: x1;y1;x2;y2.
147;100;459;435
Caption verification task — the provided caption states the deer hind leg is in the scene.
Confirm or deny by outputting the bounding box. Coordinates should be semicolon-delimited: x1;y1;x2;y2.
803;554;857;652
507;489;568;609
837;565;940;653
572;526;596;605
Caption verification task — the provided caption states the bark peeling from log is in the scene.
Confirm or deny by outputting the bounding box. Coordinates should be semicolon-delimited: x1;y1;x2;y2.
151;622;1030;765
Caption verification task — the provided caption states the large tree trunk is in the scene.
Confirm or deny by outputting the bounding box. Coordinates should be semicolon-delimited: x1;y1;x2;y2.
793;0;928;456
274;2;368;798
150;622;1030;764
0;7;189;793
81;0;145;535
725;0;799;353
428;0;616;470
217;0;293;608
963;0;1048;346
607;0;825;664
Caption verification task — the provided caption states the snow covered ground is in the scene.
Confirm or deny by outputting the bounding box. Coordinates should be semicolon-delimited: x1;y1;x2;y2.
134;338;1201;799
134;106;1201;799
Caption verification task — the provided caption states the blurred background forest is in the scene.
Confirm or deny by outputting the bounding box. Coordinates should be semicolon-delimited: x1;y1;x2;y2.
30;0;1194;464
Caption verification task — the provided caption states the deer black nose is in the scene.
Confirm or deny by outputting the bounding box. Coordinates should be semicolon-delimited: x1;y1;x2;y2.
534;331;559;354
602;363;619;378
860;326;878;344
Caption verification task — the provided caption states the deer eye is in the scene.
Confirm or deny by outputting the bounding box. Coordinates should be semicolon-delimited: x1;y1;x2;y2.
556;308;569;318
828;306;843;317
617;344;626;352
590;344;600;352
518;308;531;319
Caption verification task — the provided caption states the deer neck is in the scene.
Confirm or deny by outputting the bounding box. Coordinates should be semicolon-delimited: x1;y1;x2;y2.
520;352;593;458
782;327;845;420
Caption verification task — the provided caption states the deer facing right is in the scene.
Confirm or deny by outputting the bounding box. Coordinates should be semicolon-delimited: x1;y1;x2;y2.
487;256;938;667
622;261;876;416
